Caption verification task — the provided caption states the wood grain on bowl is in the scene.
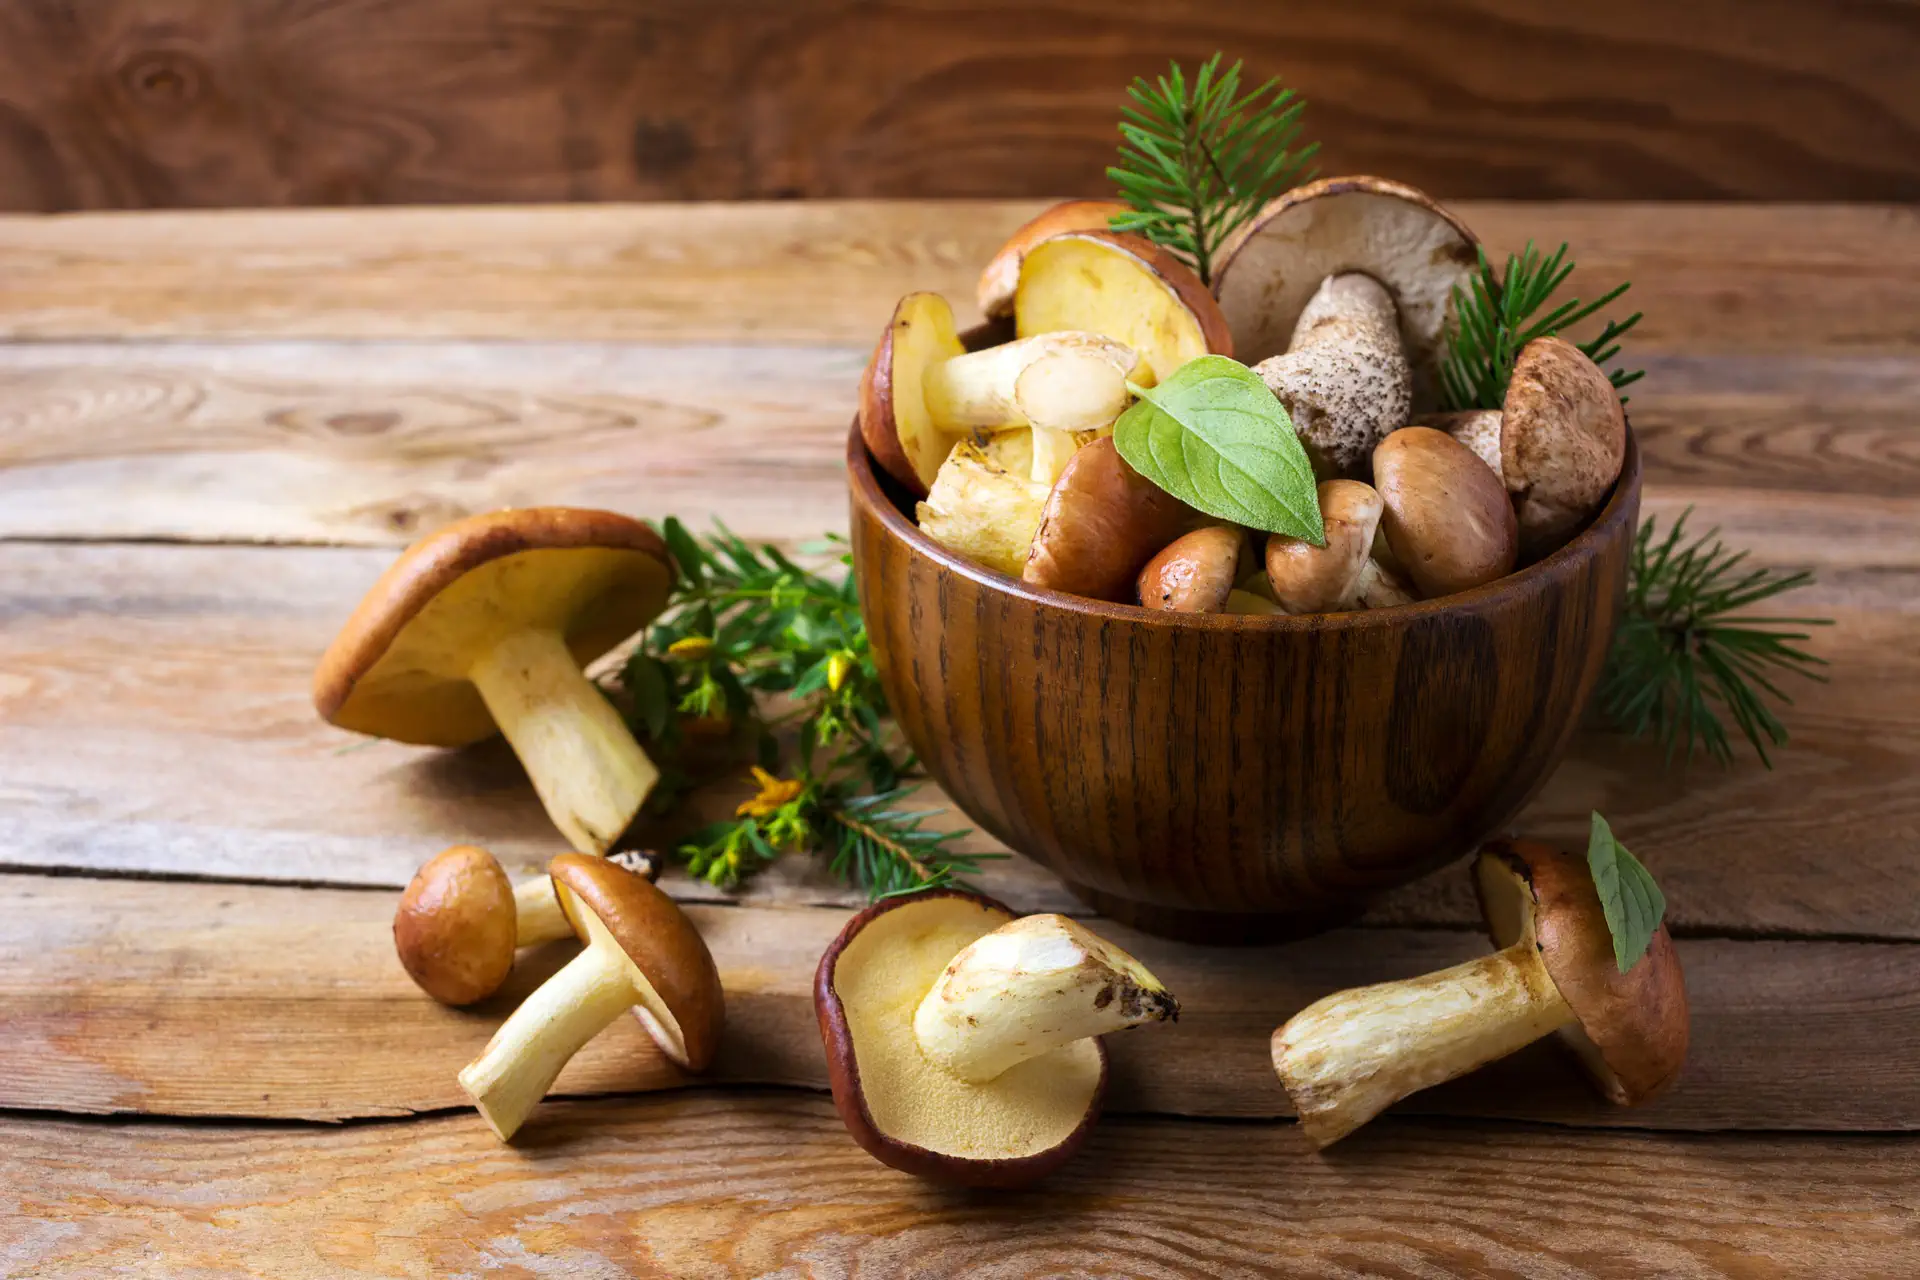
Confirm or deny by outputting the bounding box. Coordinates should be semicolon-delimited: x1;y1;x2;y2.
849;427;1642;941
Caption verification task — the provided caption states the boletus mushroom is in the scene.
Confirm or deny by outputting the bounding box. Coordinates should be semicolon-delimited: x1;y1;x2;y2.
1024;436;1191;602
314;508;675;856
977;199;1128;320
859;292;969;495
1252;273;1413;477
916;439;1051;578
1137;525;1245;613
1265;480;1415;613
1014;229;1233;382
816;889;1178;1187
1272;839;1688;1149
922;331;1139;486
1372;427;1519;597
458;852;724;1141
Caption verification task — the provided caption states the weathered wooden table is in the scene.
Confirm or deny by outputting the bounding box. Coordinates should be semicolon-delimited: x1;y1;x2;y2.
1;201;1916;1277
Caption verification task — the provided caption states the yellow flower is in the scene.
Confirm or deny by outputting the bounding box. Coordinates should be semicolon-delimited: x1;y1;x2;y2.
736;767;803;818
668;636;715;662
827;651;856;692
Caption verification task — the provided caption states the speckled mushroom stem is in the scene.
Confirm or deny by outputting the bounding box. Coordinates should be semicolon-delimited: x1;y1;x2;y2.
1272;939;1574;1149
467;627;658;856
512;875;573;947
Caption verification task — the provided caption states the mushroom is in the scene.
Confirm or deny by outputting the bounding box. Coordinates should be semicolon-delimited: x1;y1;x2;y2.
1265;480;1415;614
1372;428;1519;597
314;508;675;856
922;331;1139;486
393;844;659;1006
859;292;969;495
1419;409;1504;483
977;199;1128;319
458;852;724;1141
816;889;1178;1186
916;439;1051;578
1023;436;1192;602
1252;273;1413;477
1137;525;1244;613
1211;175;1480;405
1014;229;1233;382
1272;839;1688;1148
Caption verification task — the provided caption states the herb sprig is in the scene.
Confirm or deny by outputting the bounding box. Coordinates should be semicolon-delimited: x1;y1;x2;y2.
1107;54;1318;285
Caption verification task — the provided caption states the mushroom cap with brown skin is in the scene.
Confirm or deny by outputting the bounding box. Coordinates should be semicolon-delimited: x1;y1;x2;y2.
394;844;518;1007
1417;409;1505;484
815;888;1107;1189
977;200;1128;320
1265;480;1383;614
1024;436;1192;602
1503;337;1628;558
314;508;674;748
551;852;726;1073
1213;176;1479;405
1477;840;1689;1106
1138;525;1244;612
1372;427;1519;598
1014;230;1233;383
859;292;969;496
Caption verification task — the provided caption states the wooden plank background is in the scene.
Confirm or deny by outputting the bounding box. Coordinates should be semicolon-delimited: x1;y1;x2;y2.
1;1;1917;212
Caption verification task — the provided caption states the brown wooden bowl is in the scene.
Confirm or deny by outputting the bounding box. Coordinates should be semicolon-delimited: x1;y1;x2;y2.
847;424;1641;943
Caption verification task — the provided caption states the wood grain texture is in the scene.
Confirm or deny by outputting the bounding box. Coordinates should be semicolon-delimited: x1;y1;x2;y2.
0;202;1914;350
6;871;1917;1130
5;1095;1917;1280
0;0;1916;213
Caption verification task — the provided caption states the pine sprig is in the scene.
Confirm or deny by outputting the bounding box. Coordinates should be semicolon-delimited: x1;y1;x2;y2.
1107;54;1318;285
1440;241;1644;412
1602;511;1831;768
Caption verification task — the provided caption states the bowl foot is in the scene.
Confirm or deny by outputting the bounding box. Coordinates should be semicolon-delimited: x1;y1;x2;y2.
1061;881;1365;945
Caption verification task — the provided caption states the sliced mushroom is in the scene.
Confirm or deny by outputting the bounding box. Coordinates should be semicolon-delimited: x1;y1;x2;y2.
977;199;1128;319
314;508;675;856
458;853;724;1141
858;292;969;495
921;332;1138;487
915;440;1051;578
1272;840;1688;1148
1014;230;1233;382
1023;437;1191;602
1137;526;1245;613
1372;428;1518;597
1253;273;1413;477
1265;479;1414;614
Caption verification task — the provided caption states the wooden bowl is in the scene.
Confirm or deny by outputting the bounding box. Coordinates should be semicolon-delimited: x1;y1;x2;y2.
847;425;1641;943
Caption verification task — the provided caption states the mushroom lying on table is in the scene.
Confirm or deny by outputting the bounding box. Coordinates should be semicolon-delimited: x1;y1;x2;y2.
1265;480;1414;613
459;853;724;1141
1372;427;1519;597
314;508;675;856
1272;840;1688;1148
817;890;1178;1186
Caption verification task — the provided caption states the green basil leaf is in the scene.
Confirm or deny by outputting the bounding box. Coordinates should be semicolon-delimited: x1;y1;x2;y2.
1112;355;1324;542
1587;811;1668;972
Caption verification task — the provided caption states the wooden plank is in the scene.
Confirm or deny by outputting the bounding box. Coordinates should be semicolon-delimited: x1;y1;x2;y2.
1;1;1916;210
3;872;1915;1130
3;1096;1916;1279
0;203;1914;351
2;539;1912;940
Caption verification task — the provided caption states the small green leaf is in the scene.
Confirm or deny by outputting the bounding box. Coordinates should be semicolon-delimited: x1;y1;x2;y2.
623;653;673;742
1587;812;1668;972
1112;355;1324;542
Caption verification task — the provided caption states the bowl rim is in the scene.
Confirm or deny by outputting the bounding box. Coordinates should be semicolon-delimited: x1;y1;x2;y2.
846;420;1641;631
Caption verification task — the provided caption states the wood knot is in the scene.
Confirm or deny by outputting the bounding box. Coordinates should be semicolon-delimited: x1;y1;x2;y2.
326;411;400;437
119;51;205;109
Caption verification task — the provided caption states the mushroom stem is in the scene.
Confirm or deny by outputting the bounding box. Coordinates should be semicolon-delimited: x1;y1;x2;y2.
914;914;1178;1083
457;941;636;1141
468;627;658;856
1273;938;1573;1148
512;875;574;947
923;333;1137;432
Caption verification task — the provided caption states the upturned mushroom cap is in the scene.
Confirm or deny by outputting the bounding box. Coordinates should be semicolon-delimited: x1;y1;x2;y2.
1137;525;1245;612
1014;230;1233;383
1024;436;1192;602
977;200;1128;319
394;844;518;1006
1503;337;1628;557
313;508;675;748
1254;273;1413;477
1265;479;1383;614
1476;840;1689;1106
814;888;1106;1188
859;292;969;495
1372;428;1519;598
1213;176;1479;404
550;852;725;1072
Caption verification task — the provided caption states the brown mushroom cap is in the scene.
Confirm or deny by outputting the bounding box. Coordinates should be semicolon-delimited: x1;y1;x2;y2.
1416;409;1505;484
814;888;1106;1188
1265;480;1383;614
1014;230;1233;383
313;508;675;748
1212;176;1479;405
393;844;518;1007
550;852;725;1072
1372;428;1519;597
859;291;969;496
1476;840;1689;1106
977;200;1128;320
1503;337;1628;557
1023;436;1192;602
1137;525;1245;612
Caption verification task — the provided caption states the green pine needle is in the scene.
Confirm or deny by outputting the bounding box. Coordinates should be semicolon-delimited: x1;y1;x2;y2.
1440;241;1644;412
1107;53;1318;284
1603;511;1831;768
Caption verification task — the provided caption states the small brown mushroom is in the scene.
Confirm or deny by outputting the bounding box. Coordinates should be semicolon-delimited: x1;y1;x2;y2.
1024;437;1192;602
1253;273;1413;477
458;853;724;1141
314;508;675;857
1419;409;1504;483
1265;480;1415;614
1137;526;1245;613
1372;428;1519;597
1272;839;1688;1148
976;199;1128;320
393;844;573;1006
